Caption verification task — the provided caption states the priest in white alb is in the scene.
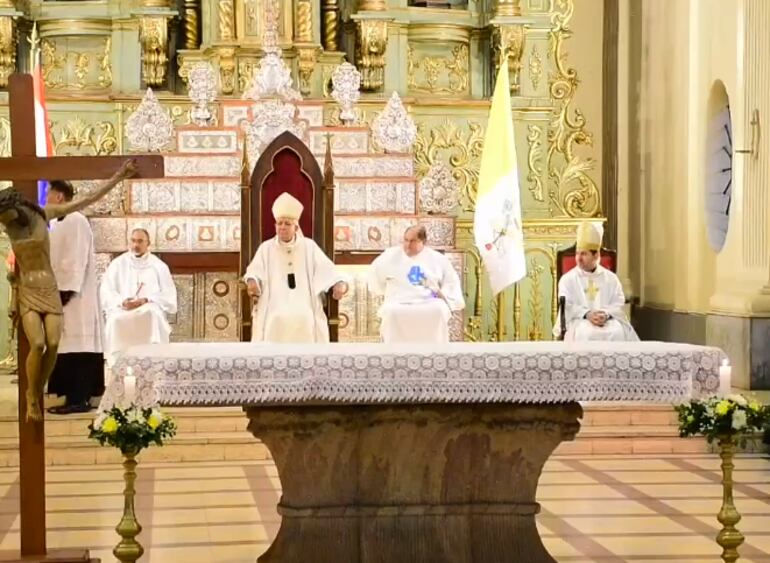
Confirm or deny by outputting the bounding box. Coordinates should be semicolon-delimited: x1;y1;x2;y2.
100;228;178;363
244;192;348;343
46;180;104;414
369;225;464;344
554;221;638;342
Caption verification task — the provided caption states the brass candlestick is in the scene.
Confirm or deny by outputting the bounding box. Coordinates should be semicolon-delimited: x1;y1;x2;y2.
114;447;144;563
716;435;744;563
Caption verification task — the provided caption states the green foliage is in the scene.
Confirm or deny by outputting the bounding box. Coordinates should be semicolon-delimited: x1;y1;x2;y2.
88;405;177;455
675;394;770;446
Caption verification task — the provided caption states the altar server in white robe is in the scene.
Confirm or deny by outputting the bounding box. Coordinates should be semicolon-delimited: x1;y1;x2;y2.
555;221;638;342
46;180;104;414
100;228;177;363
369;225;465;344
244;192;348;343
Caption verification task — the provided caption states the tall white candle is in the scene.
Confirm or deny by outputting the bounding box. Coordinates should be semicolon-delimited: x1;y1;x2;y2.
718;359;731;395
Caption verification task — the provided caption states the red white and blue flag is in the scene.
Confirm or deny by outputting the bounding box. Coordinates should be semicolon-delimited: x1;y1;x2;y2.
31;47;53;207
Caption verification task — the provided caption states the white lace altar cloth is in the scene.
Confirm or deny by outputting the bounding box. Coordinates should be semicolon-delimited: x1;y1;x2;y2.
98;341;725;410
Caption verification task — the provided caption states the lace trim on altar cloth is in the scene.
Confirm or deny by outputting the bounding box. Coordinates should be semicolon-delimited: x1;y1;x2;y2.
98;343;725;411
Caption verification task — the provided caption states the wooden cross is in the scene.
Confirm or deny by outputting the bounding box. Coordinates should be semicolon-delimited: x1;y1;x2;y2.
0;73;164;562
585;279;599;302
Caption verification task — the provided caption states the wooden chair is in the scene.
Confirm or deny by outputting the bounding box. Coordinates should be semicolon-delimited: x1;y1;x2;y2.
241;131;339;342
555;244;618;341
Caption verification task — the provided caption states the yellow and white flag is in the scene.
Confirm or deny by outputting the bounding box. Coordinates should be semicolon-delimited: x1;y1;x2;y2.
474;64;526;295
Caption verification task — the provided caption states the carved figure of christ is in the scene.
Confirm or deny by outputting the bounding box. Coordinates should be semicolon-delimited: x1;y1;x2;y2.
0;73;164;561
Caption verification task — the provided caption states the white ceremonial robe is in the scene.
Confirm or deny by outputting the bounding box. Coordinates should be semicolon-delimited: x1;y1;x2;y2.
369;246;465;344
100;252;177;362
244;233;344;343
554;265;639;342
49;212;102;354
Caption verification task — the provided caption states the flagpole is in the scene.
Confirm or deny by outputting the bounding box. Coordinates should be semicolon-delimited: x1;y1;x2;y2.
496;292;505;342
28;23;39;73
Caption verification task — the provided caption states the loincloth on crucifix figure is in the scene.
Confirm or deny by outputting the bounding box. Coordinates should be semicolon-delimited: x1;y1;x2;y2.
1;159;137;421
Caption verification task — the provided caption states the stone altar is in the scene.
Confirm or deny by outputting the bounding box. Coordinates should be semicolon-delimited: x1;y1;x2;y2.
101;341;724;562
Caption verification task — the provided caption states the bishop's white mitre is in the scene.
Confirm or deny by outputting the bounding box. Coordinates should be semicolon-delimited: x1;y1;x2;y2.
272;192;304;221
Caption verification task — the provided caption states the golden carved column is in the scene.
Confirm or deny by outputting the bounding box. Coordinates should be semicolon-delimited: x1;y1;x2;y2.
183;0;200;49
0;0;19;88
322;0;339;51
353;0;390;92
496;0;521;17
136;0;173;88
491;0;525;94
213;0;236;94
218;0;235;41
295;0;320;96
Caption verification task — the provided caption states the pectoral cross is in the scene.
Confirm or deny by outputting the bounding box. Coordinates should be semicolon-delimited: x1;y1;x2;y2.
585;279;599;302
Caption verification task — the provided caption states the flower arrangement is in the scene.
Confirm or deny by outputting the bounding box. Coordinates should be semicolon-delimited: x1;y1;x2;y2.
89;405;177;454
675;394;770;446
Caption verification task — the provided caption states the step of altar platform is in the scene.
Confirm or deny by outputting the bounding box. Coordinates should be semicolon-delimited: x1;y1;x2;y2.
0;404;763;466
0;407;267;467
555;403;766;456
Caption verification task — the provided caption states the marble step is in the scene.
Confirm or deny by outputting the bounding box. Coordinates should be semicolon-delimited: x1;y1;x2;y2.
0;405;761;466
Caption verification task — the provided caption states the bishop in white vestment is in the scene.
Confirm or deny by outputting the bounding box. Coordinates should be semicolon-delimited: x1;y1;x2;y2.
369;225;465;344
100;228;178;363
244;192;348;343
555;221;638;342
46;181;105;413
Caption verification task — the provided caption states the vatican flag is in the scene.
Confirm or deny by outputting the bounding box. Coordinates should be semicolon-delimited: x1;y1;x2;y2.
474;64;526;296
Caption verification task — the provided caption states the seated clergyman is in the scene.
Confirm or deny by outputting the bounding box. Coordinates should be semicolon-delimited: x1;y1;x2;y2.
100;228;178;364
369;225;464;344
244;192;348;343
554;221;638;342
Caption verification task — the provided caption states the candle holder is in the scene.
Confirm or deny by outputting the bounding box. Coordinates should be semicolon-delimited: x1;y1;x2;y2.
114;446;143;563
716;435;744;563
675;396;770;563
88;405;177;563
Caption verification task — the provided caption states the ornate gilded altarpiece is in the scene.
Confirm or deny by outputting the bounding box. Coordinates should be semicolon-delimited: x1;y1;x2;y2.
0;0;601;353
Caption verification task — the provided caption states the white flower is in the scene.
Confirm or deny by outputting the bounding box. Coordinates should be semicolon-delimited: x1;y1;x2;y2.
93;412;108;429
727;394;748;407
128;408;143;423
731;409;747;431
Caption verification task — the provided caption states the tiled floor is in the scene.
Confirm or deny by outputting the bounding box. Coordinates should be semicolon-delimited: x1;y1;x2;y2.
0;454;767;562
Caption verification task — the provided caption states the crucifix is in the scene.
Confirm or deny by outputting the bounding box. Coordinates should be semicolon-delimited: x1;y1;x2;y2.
0;73;164;562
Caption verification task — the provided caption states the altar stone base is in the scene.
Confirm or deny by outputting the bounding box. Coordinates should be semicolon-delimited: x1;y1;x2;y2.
245;402;582;563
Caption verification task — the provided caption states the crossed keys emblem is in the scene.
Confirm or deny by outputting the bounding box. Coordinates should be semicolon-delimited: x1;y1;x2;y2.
484;198;519;256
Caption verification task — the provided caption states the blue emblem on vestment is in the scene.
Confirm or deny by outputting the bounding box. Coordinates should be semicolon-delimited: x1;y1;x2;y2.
407;265;425;285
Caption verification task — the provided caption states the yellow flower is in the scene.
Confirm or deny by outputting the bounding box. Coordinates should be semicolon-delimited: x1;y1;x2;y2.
148;414;161;430
715;401;730;416
102;417;118;434
749;401;761;412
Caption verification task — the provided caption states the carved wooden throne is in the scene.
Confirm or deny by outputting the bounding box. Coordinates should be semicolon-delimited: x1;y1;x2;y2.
240;131;339;342
555;244;618;341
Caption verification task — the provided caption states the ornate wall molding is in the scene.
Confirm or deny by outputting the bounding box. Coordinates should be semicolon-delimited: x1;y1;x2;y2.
414;119;484;212
492;22;525;95
526;124;545;202
354;17;389;92
528;43;542;90
407;44;469;96
139;16;170;87
0;13;17;88
38;33;112;92
51;118;118;156
546;0;600;218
